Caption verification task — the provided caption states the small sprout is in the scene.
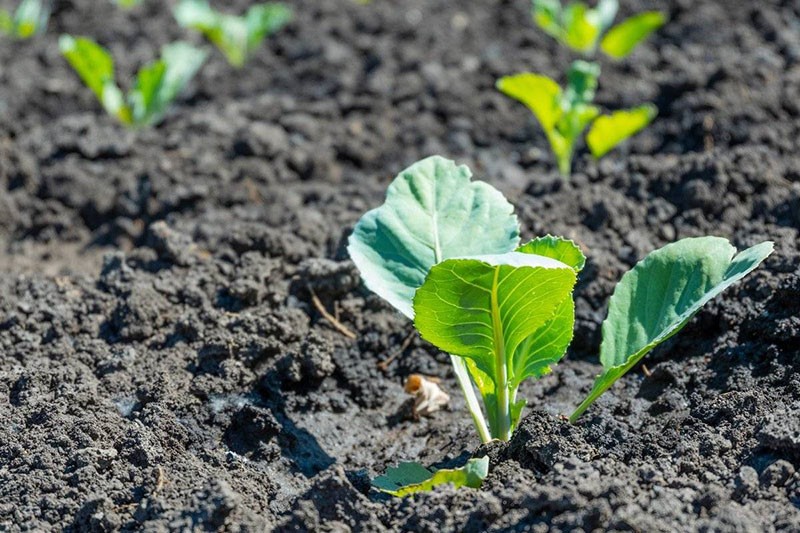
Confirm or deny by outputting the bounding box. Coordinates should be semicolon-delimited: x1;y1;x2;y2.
404;374;450;418
532;0;664;59
498;60;655;176
570;237;773;421
0;0;50;39
174;0;292;68
59;36;207;127
373;456;489;497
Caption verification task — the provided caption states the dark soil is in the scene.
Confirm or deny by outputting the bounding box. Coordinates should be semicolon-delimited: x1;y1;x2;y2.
1;0;799;531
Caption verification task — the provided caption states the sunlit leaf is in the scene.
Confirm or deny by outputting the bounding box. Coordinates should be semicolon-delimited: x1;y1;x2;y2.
373;457;489;497
586;104;657;158
601;11;665;59
570;237;773;421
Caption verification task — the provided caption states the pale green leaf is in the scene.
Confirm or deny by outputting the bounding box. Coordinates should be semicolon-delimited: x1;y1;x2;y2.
175;0;289;67
601;11;665;59
497;73;562;132
570;237;773;421
246;3;292;51
347;156;519;319
517;235;586;272
373;457;489;497
129;42;206;126
531;0;563;40
586;104;657;158
0;9;13;34
59;35;131;123
12;0;49;38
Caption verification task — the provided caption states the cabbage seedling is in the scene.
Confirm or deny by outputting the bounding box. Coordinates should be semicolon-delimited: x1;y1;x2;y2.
59;36;207;127
532;0;665;59
498;60;656;176
348;156;582;442
570;237;773;421
0;0;50;39
174;0;291;68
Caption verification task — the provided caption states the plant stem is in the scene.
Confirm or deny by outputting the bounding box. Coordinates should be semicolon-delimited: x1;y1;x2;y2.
451;355;491;444
569;381;607;423
490;269;511;441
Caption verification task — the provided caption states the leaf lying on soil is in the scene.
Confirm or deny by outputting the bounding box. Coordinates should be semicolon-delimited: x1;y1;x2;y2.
372;457;489;497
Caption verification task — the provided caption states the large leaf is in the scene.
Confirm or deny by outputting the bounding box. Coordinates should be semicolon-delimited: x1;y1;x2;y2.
373;457;489;497
414;252;576;438
348;155;519;319
601;11;665;59
586;104;657;158
570;237;773;421
59;35;131;124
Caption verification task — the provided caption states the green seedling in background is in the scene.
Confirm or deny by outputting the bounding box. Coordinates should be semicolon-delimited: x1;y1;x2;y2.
373;457;488;497
498;60;656;176
174;0;291;67
501;1;665;176
350;156;773;442
0;0;50;39
59;36;207;127
570;237;773;421
532;0;665;58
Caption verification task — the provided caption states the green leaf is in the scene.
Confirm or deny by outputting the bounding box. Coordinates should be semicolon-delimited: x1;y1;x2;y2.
59;35;131;124
531;0;564;40
497;73;562;132
570;237;773;422
12;0;49;38
586;104;657;158
564;60;600;106
347;156;519;320
414;252;577;439
601;11;665;59
246;3;292;51
128;42;206;126
517;235;586;272
0;9;14;35
373;457;489;497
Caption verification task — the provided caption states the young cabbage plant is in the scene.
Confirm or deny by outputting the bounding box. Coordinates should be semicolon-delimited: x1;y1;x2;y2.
174;0;291;68
570;237;773;421
0;0;50;39
348;156;582;442
532;0;665;59
498;60;656;176
59;36;207;127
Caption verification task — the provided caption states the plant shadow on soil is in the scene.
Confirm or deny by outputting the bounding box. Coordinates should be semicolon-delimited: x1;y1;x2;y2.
1;0;800;531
